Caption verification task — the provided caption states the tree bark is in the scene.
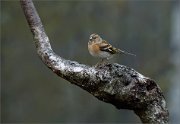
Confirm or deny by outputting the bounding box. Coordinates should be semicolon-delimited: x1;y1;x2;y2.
20;0;169;123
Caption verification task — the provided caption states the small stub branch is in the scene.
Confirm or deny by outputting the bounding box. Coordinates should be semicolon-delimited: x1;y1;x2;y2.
20;0;169;123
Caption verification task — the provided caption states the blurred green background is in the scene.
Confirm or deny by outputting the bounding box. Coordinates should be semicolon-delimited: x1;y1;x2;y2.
1;0;180;123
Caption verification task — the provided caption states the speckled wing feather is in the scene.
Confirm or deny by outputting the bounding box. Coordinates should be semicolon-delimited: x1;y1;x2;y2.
99;40;118;54
100;40;136;56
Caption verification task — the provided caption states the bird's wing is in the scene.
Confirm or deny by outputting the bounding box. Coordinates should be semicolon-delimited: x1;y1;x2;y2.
99;40;118;54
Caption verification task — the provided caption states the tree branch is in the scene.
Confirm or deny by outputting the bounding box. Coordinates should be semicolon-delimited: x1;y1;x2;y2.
20;0;169;123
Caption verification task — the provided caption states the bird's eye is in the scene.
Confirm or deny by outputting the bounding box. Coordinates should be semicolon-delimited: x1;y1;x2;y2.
90;36;96;40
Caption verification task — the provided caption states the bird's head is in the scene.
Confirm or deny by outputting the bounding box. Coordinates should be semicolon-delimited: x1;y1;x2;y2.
89;33;102;44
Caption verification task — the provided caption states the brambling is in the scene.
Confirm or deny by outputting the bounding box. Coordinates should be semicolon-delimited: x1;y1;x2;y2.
88;33;135;65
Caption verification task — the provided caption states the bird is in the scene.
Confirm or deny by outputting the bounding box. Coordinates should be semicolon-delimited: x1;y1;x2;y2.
88;33;135;65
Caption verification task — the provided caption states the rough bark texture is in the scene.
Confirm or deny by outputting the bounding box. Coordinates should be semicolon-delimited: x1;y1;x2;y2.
20;0;169;123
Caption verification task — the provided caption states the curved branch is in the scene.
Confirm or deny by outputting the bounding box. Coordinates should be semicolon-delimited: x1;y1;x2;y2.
20;0;169;123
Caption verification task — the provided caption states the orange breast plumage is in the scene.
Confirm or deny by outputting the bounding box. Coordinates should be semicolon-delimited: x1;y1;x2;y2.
88;43;100;57
88;43;112;59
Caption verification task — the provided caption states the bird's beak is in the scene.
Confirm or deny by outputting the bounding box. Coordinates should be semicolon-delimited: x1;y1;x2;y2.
90;37;93;41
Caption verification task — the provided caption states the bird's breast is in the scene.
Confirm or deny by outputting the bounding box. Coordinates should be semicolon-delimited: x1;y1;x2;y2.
88;43;112;59
88;44;100;57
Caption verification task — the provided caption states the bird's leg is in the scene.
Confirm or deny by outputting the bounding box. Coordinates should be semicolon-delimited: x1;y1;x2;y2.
94;58;107;67
94;59;102;67
100;58;103;63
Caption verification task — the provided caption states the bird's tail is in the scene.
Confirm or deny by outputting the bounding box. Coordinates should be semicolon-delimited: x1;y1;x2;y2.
117;49;136;56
